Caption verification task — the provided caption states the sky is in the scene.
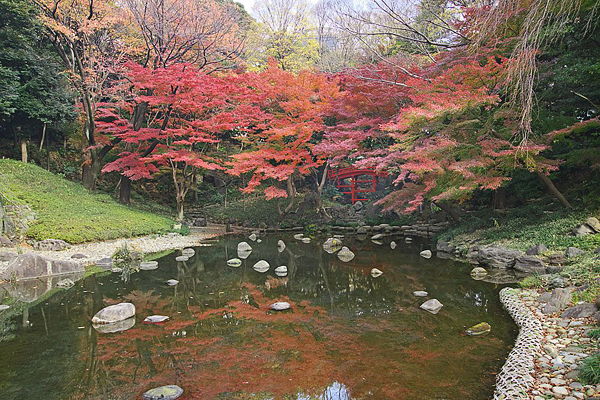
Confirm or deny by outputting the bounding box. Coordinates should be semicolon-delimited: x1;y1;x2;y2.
237;0;256;12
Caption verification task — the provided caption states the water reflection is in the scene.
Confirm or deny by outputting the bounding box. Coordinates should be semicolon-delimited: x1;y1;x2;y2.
0;234;517;400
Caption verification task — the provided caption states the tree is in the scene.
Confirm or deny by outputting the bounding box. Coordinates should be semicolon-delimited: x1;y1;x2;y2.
229;62;339;216
98;62;266;219
34;0;130;189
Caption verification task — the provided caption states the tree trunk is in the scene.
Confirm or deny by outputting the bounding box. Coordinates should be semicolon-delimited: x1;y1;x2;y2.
119;176;132;205
20;139;28;163
82;149;100;190
434;201;460;222
176;199;185;221
278;174;297;217
494;187;506;209
536;171;572;209
315;162;329;213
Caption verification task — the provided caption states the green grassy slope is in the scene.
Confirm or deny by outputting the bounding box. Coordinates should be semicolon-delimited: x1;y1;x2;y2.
0;159;173;243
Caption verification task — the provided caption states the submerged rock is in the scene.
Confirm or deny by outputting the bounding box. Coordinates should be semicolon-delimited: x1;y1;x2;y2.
0;253;84;280
166;279;179;286
142;385;184;400
143;315;170;324
270;301;291;311
274;266;288;276
405;237;413;243
370;268;383;278
175;256;189;262
277;240;286;252
390;241;397;249
293;233;304;240
371;234;384;240
301;237;311;243
420;299;443;314
93;317;135;334
323;238;343;254
465;322;491;336
92;303;135;325
253;260;270;273
249;233;257;241
227;258;242;268
140;261;158;270
413;291;428;297
470;267;488;280
337;247;355;262
371;240;384;246
420;250;432;259
181;248;195;257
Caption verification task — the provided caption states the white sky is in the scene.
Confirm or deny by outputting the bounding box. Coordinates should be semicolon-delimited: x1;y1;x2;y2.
236;0;256;12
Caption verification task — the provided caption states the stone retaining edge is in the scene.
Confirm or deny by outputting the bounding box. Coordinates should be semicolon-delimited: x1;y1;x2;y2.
494;287;543;400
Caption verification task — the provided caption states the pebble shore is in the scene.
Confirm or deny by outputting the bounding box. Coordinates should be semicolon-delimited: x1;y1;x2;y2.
517;289;599;399
0;225;227;275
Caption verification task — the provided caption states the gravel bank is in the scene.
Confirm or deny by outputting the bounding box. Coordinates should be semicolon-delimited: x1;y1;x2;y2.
0;225;227;274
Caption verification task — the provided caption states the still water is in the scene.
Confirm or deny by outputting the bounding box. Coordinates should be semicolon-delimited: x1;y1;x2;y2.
0;234;517;399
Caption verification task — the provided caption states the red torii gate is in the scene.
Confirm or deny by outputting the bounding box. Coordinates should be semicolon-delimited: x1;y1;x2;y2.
327;167;387;204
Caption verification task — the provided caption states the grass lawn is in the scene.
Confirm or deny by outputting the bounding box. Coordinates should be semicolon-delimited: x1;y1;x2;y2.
0;159;174;243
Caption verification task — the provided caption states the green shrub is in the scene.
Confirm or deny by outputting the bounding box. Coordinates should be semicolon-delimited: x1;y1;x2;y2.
519;275;544;289
579;354;600;385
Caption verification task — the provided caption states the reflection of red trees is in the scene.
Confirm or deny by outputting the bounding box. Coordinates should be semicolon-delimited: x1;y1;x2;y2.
87;284;502;399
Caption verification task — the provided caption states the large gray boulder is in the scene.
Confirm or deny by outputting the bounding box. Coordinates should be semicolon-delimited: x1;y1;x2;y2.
542;288;572;315
565;247;585;258
436;241;455;254
573;224;595;236
561;303;597;319
0;253;84;281
514;256;547;274
476;246;523;269
586;217;600;233
92;303;136;324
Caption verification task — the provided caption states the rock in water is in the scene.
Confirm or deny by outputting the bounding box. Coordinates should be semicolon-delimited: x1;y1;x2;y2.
337;247;355;262
140;261;159;270
370;268;383;278
420;250;432;259
181;248;195;257
253;260;270;273
237;242;253;259
92;303;135;324
293;233;304;240
142;385;184;400
227;258;242;268
249;233;257;241
371;240;384;246
277;240;286;252
322;238;343;254
96;257;113;268
166;279;179;286
175;256;188;262
274;266;288;276
390;241;397;249
371;234;384;240
301;237;311;243
270;301;291;311
465;322;491;336
93;317;135;334
143;315;170;324
470;267;488;280
257;239;262;243
405;237;413;243
413;291;428;297
420;299;443;314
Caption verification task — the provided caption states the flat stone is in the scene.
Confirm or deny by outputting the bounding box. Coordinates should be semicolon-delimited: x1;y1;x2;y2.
420;299;443;314
413;291;428;297
70;253;88;259
470;267;488;280
270;301;291;311
390;241;397;249
562;303;597;319
585;217;600;232
95;257;113;268
293;233;304;240
277;240;286;252
337;247;355;262
140;261;158;270
543;288;572;315
249;233;257;241
93;317;135;333
237;242;252;259
56;278;75;288
465;322;491;336
143;315;169;324
274;266;288;276
227;258;242;268
514;255;547;274
142;385;184;400
92;303;135;324
476;246;523;269
166;279;179;286
573;224;595;236
301;237;311;243
175;256;188;262
322;238;343;254
552;386;569;395
181;248;195;257
371;234;384;240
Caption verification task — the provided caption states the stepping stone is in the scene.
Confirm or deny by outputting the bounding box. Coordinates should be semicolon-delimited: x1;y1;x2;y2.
420;299;443;314
270;301;291;311
337;247;355;262
301;237;311;243
181;248;195;257
175;256;188;262
413;291;428;297
293;234;304;240
470;267;487;280
253;260;270;273
465;322;491;336
277;240;286;252
227;258;242;268
166;279;179;286
93;317;135;334
274;266;288;276
370;268;383;277
143;315;170;324
390;241;397;249
142;385;184;400
249;233;257;241
140;261;158;270
92;303;135;324
420;250;432;258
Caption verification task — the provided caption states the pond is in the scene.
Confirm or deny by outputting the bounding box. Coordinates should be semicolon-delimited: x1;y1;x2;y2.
0;234;517;399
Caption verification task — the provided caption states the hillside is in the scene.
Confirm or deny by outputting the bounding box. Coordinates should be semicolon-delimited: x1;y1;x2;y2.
0;159;173;243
